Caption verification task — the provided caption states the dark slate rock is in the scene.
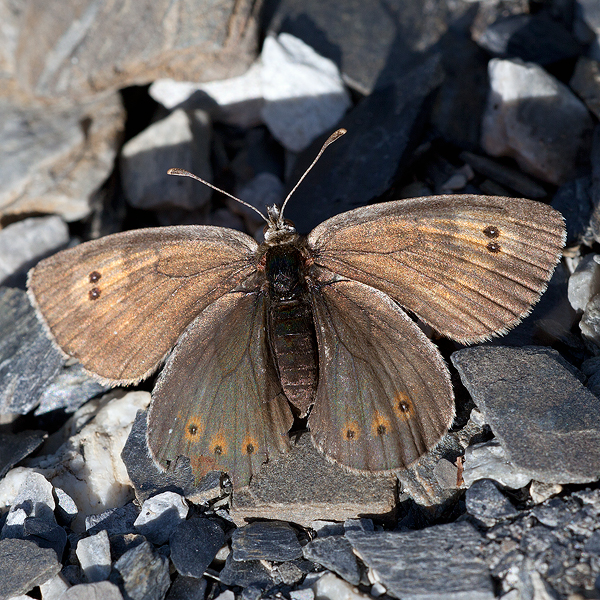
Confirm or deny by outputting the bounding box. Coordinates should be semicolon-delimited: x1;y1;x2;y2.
86;503;140;536
275;561;305;585
108;533;146;563
219;554;275;589
452;346;600;484
110;540;170;600
0;430;46;479
551;176;593;245
302;536;360;585
465;479;518;526
474;13;581;65
62;581;124;600
36;363;110;415
0;287;64;415
134;492;188;546
346;521;494;600
122;410;222;504
169;518;225;579
0;538;61;599
23;516;67;560
265;0;462;95
570;56;600;121
165;576;207;600
284;54;443;234
232;521;302;563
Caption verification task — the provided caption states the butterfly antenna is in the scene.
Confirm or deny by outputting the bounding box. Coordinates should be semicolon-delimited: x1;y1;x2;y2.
167;168;269;224
279;128;347;220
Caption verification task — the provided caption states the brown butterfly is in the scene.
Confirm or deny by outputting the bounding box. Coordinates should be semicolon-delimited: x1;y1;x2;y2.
27;129;566;488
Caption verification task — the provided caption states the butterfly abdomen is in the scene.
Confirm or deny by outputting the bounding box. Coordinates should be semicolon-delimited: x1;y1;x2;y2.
265;243;318;417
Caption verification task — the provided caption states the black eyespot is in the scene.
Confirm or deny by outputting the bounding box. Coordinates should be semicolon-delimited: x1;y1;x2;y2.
89;288;101;300
214;445;223;455
377;424;387;436
89;271;102;283
486;242;501;253
188;424;198;435
398;401;410;413
246;443;255;454
483;226;500;239
346;429;356;440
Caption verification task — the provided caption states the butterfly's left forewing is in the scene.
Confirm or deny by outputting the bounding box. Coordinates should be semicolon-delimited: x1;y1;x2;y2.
308;269;454;472
147;288;294;488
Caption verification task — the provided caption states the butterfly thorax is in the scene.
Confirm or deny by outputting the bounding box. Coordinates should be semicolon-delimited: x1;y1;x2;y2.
265;243;318;417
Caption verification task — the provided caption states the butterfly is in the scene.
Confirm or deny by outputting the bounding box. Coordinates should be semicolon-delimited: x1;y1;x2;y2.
27;129;566;488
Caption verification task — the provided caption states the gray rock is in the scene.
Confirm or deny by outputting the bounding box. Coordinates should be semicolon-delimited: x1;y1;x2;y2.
568;254;600;312
452;346;600;484
169;518;225;578
528;481;563;505
580;294;600;347
36;363;110;416
39;573;70;600
282;54;443;233
482;58;593;186
0;216;69;286
121;410;223;505
134;491;188;546
303;536;360;585
165;576;206;600
11;0;259;99
0;538;61;599
290;589;315;600
465;479;518;526
551;176;593;245
76;530;111;583
22;517;67;560
110;540;170;600
346;521;494;600
231;432;396;528
459;151;547;199
62;582;124;600
577;0;600;60
581;355;600;396
232;521;302;562
0;287;64;415
219;554;274;589
121;109;212;211
570;56;600;121
275;561;305;585
473;13;581;65
0;94;124;222
85;503;139;537
0;430;46;480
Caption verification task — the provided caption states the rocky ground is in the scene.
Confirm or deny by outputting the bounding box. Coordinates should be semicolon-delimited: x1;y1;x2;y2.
1;0;600;599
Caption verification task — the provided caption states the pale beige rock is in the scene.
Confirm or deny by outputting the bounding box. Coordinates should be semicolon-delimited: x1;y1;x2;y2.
0;93;124;221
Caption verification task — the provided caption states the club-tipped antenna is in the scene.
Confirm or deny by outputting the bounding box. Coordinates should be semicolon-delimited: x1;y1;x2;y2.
167;168;269;224
279;128;347;218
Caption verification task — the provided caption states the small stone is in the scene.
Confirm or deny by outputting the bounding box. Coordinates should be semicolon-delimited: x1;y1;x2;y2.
580;295;600;347
529;481;563;505
312;573;371;600
231;432;396;527
347;521;494;600
232;521;302;562
165;576;207;600
290;589;315;600
370;583;387;597
568;254;600;312
465;479;518;525
22;517;67;560
0;538;61;599
219;554;275;589
86;503;139;537
482;58;593;185
571;56;600;121
260;33;351;153
0;431;46;480
453;346;600;484
39;573;70;600
303;536;360;585
214;591;235;600
121;109;212;211
62;581;124;600
54;488;78;526
0;216;68;286
134;491;188;545
276;561;304;585
310;521;345;537
169;518;225;578
110;540;170;600
76;530;111;583
108;534;145;563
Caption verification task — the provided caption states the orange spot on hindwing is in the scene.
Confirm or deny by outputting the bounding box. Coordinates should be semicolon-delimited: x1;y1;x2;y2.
372;412;391;437
185;417;203;441
242;436;259;455
393;393;415;420
343;422;360;441
210;432;228;457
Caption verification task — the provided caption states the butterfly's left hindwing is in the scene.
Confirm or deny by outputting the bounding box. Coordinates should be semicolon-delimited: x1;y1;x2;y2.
147;289;294;488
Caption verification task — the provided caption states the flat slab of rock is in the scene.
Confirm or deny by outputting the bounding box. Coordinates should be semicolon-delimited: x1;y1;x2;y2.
452;346;600;484
231;521;302;562
231;433;397;527
346;521;494;600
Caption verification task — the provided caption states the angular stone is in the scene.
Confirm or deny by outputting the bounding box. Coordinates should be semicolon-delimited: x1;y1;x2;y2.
165;576;207;600
218;554;274;589
231;432;396;527
86;503;140;537
465;479;518;526
581;294;600;347
568;254;600;312
232;521;302;562
134;491;188;546
452;346;600;484
482;58;593;185
303;536;360;585
0;430;46;480
121;109;212;211
0;538;61;599
22;516;67;560
39;573;70;600
169;518;225;578
346;522;494;600
11;0;259;100
0;216;68;287
110;540;170;600
62;582;124;600
312;573;370;600
571;56;600;121
0;287;64;415
0;94;124;221
76;530;111;583
284;54;443;233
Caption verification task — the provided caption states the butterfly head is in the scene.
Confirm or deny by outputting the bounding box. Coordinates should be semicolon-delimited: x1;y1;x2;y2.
263;204;297;244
